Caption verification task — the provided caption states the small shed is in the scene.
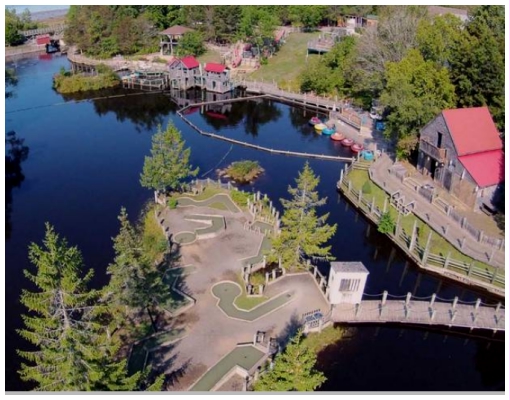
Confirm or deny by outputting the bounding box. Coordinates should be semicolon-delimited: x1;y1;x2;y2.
328;262;369;305
36;34;51;45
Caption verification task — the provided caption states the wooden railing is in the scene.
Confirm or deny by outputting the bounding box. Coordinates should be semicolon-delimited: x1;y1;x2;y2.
420;139;446;163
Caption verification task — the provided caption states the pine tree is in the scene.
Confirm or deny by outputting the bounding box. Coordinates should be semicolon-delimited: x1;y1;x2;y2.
270;162;337;270
254;330;326;391
140;122;198;196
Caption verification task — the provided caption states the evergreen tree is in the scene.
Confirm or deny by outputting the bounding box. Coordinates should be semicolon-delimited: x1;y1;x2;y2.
140;122;198;196
254;330;326;391
17;224;137;390
270;163;337;270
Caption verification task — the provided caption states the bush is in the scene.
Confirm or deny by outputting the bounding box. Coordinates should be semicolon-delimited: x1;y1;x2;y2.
53;69;120;93
249;272;266;286
230;189;251;207
168;198;178;209
362;181;372;194
225;160;262;183
378;212;395;234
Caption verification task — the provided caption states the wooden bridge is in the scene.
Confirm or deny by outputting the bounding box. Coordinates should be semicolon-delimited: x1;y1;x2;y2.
331;294;504;333
19;23;67;39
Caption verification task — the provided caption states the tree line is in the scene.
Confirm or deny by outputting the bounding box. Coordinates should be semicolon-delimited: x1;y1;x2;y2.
299;5;505;158
5;8;40;45
63;5;378;58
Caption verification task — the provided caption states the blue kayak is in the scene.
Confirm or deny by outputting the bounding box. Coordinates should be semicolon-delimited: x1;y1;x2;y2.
322;127;336;136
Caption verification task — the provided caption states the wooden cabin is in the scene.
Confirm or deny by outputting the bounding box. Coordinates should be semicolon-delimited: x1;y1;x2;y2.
168;56;201;90
417;107;504;210
159;25;193;56
202;63;234;93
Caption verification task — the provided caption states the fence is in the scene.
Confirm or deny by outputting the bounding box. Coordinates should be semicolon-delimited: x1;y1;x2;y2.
387;166;504;252
337;172;505;295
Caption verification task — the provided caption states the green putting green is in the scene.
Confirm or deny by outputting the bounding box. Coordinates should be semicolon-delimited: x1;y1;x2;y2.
242;236;272;267
190;345;265;391
211;281;293;322
177;194;241;213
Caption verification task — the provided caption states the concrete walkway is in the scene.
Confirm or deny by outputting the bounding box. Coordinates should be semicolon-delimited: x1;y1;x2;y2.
369;154;504;268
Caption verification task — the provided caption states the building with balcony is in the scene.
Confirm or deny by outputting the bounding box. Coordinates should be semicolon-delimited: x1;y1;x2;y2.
418;107;504;210
159;25;193;56
168;56;201;90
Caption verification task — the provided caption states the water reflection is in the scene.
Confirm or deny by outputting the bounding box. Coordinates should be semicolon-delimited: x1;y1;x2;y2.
5;131;29;239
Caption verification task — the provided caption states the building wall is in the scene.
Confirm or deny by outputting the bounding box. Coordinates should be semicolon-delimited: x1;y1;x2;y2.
328;270;368;305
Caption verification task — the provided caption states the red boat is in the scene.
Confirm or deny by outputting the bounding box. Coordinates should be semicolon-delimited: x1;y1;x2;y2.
309;116;322;125
330;132;345;141
341;138;354;147
351;143;364;153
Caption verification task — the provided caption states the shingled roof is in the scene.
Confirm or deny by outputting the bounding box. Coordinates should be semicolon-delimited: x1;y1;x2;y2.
159;25;193;36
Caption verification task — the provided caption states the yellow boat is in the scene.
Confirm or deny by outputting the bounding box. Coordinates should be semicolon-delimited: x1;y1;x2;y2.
314;123;327;132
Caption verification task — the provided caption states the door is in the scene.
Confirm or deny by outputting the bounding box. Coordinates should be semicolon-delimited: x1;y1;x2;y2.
443;169;453;192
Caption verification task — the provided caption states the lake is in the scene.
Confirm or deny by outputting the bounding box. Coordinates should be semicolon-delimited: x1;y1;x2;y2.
5;54;504;391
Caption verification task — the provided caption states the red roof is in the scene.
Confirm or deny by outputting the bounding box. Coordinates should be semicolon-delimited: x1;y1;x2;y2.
169;56;200;69
458;150;504;188
442;107;502;156
204;63;226;73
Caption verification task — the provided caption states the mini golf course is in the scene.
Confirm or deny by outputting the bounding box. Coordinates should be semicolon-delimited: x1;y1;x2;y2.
173;214;226;245
211;281;294;322
177;193;241;213
190;345;265;391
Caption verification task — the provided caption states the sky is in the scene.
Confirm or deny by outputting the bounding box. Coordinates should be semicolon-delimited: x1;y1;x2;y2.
5;5;69;14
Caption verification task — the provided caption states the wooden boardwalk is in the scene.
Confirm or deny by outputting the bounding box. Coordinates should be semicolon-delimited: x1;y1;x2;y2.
332;299;504;332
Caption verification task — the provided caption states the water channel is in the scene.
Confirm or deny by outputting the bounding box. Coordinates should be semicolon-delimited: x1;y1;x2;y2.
5;54;505;391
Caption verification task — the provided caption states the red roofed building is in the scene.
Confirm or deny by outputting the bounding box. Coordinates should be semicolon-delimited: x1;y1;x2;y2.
202;63;232;93
168;56;201;90
418;107;504;210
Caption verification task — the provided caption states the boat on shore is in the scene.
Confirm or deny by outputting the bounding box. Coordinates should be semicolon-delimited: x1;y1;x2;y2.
351;143;364;153
309;116;322;125
341;138;354;146
331;132;345;141
314;123;327;132
322;127;335;136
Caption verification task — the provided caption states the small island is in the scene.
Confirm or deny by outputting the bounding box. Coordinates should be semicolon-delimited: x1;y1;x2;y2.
53;64;120;94
218;160;264;184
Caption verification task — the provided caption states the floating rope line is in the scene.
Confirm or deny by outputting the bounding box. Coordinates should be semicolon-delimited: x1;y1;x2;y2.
200;144;234;178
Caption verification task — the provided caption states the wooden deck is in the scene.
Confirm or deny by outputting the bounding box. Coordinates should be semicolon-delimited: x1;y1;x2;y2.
332;299;504;332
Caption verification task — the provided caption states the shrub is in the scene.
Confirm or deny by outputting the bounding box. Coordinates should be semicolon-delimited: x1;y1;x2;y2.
230;189;251;207
362;180;372;194
249;272;266;286
225;160;262;183
168;198;178;209
378;212;395;234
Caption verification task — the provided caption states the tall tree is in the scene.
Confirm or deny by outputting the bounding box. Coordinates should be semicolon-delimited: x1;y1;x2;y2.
380;49;456;157
270;162;337;270
175;31;205;57
254;330;326;391
17;224;114;390
140;122;199;196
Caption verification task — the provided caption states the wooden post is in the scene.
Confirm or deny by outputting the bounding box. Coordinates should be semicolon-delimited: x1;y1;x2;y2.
358;188;362;205
348;180;352;194
370;197;375;214
496;302;501;313
431;309;437;321
395;212;402;238
474;298;481;311
467;260;475;276
422;231;433;264
451;309;457;322
443;252;451;269
405;292;412;306
382;291;388;306
409;220;418;252
491;268;499;284
340;169;344;184
383;197;388;213
265;272;269;285
452;296;458;310
489;248;495;263
355;303;361;317
478;230;484;242
405;306;410;319
430;293;436;308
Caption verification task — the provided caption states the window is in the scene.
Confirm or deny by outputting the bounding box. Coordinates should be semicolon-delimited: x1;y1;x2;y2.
339;279;360;292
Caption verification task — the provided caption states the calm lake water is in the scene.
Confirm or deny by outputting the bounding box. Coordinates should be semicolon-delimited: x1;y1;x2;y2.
5;54;505;391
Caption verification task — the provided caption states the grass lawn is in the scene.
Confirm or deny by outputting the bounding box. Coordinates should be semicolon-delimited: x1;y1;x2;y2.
197;49;223;64
344;168;501;280
233;274;268;310
248;32;320;89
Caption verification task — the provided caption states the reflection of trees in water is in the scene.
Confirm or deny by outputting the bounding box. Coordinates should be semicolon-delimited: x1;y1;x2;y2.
288;106;325;139
202;98;282;136
5;131;29;239
59;89;176;132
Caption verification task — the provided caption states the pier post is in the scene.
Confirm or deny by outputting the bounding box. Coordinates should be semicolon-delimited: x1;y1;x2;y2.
405;306;410;319
443;252;451;269
382;291;388;306
355;303;361;317
265;272;269;285
452;296;458;310
370;197;375;214
340;169;344;184
451;309;457;322
491;267;499;284
383;197;388;213
348;180;352;194
358;188;362;205
430;293;436;308
488;248;495;263
474;298;481;311
431;309;436;321
422;231;433;264
460;236;466;249
405;292;412;306
496;302;501;313
478;230;484;242
395;212;402;238
409;220;418;252
313;265;318;278
365;224;371;238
